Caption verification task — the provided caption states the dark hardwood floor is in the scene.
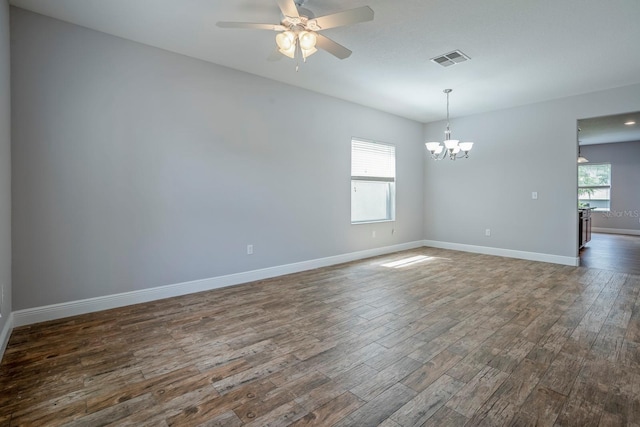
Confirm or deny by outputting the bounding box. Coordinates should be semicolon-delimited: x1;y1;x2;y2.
1;247;640;426
580;232;640;275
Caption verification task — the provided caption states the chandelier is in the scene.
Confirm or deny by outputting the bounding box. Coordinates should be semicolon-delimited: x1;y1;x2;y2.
425;89;474;160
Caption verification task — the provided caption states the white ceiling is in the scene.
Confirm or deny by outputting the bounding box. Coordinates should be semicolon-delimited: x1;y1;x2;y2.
579;111;640;145
9;0;640;123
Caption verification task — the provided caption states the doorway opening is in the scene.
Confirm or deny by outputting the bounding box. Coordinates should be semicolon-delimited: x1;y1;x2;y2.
577;112;640;274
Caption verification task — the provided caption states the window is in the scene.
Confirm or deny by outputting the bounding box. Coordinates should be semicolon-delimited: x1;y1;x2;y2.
578;163;611;211
351;139;395;223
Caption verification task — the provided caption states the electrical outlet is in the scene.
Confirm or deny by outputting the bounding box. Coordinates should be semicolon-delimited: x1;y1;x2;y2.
485;229;491;237
247;244;253;255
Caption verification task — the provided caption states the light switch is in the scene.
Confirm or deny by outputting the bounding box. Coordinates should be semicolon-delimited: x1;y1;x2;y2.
532;192;538;200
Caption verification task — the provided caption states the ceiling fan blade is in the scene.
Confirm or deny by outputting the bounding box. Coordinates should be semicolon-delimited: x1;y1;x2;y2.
310;6;374;30
276;0;300;19
216;22;286;31
315;34;352;59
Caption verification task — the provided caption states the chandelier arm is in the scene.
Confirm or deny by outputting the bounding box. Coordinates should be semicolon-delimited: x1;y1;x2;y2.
430;151;445;161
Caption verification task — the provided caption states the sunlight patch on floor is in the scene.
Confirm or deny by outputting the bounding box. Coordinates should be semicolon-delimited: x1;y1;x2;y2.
381;255;434;268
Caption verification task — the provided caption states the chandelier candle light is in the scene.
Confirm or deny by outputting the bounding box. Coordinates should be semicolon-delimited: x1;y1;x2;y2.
425;89;474;160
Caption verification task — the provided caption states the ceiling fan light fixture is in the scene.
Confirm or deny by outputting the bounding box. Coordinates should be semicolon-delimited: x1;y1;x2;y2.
298;31;317;50
279;45;296;58
276;31;296;50
218;1;375;66
301;46;318;60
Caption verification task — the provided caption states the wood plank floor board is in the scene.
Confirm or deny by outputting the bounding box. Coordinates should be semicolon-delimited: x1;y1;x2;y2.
362;337;424;372
289;391;363;427
491;358;546;407
389;374;464;426
350;356;422;401
402;349;464;393
444;365;510;418
334;383;416;427
232;370;329;424
165;379;277;426
509;385;566;426
466;394;518;426
420;405;468;426
2;247;640;425
580;233;640;275
538;352;584;396
554;397;603;427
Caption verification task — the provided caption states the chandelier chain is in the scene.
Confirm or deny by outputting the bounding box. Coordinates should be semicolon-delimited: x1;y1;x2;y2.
446;90;450;127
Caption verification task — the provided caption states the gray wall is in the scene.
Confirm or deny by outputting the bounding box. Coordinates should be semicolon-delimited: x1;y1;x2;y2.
11;8;424;310
0;0;11;332
424;84;640;258
581;141;640;232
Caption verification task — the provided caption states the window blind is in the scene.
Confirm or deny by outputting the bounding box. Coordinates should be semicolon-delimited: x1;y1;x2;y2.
351;139;396;181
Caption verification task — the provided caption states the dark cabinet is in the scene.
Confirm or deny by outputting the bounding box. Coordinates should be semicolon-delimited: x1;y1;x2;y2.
579;209;592;249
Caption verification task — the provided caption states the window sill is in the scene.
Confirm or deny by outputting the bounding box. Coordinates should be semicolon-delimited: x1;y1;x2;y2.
351;219;395;225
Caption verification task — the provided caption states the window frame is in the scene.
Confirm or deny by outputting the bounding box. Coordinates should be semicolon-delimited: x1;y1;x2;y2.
350;138;396;224
578;162;611;212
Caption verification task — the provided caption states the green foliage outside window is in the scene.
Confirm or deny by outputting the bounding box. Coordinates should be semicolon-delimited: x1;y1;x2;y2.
578;163;611;210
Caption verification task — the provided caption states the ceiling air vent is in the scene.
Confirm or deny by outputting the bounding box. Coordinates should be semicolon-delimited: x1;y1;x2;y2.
431;50;470;67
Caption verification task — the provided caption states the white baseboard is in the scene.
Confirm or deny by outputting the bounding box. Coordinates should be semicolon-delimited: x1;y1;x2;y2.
12;241;424;328
8;238;580;331
0;313;14;362
592;227;640;236
422;240;580;267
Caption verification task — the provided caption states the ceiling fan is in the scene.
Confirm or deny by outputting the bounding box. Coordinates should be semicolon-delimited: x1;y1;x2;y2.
216;0;374;64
